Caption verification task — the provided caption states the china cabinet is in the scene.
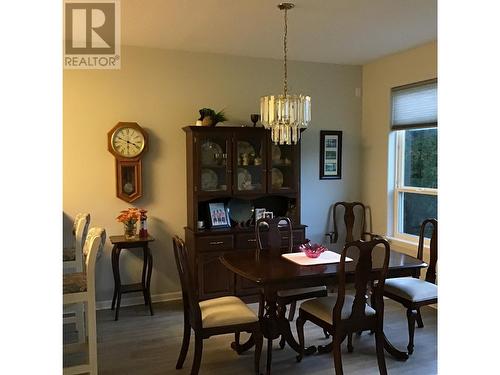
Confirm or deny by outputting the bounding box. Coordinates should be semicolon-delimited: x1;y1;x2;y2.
183;126;306;300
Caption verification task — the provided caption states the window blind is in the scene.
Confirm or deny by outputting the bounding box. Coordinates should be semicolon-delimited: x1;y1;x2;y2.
391;79;437;130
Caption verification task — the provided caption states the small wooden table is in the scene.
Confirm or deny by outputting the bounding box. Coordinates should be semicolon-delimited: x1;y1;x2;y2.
221;247;427;374
110;235;155;321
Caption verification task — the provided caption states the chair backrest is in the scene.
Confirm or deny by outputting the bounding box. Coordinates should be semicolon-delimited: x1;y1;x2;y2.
83;227;106;295
331;202;367;243
333;239;390;326
255;216;293;256
172;235;202;329
75;213;91;256
417;218;437;284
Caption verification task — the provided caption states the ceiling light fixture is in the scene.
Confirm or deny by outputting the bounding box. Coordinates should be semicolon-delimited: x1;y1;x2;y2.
260;2;311;145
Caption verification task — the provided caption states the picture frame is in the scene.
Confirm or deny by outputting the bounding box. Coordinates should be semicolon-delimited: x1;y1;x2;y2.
208;202;230;228
255;208;266;221
320;130;342;180
264;211;274;219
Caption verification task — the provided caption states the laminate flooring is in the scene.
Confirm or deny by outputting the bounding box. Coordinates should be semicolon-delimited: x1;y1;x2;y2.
64;298;437;374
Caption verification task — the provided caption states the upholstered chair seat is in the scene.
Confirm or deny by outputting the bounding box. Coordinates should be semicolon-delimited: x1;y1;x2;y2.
277;286;327;298
200;296;259;329
385;277;437;303
300;294;376;325
63;272;87;294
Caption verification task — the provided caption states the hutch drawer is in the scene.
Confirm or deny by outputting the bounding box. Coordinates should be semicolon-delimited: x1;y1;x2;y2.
197;235;234;252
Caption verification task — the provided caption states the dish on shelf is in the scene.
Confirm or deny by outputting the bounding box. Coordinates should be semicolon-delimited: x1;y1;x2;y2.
237;141;255;157
228;198;254;225
271;168;284;188
200;141;223;165
201;168;218;191
271;144;281;163
237;168;253;190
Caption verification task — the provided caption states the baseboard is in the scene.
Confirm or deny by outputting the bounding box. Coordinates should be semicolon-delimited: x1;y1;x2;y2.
96;291;182;311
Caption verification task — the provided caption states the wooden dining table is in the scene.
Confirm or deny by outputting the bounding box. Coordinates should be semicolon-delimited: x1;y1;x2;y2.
220;245;427;374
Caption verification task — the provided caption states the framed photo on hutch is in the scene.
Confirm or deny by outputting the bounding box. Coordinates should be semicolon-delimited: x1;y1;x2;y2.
208;202;230;228
320;130;342;180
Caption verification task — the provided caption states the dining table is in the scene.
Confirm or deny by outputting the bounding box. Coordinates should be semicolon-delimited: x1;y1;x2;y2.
220;244;427;374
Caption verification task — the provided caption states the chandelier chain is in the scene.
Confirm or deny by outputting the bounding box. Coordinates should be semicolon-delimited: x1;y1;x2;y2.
283;7;288;97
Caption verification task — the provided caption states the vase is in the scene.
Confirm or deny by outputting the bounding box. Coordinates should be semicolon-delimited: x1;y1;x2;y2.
124;222;137;239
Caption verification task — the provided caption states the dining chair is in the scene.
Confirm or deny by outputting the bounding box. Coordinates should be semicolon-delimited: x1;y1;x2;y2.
63;213;91;344
296;238;391;375
255;217;327;348
172;235;262;375
325;202;381;247
383;218;437;355
325;202;382;343
63;227;106;375
63;213;91;273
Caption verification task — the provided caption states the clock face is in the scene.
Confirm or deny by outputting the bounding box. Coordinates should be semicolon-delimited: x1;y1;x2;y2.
111;127;145;158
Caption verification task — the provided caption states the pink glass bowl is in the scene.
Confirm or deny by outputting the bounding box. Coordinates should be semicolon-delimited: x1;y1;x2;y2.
299;242;327;258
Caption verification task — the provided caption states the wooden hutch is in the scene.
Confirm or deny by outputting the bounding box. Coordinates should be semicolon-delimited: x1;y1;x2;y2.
183;126;306;300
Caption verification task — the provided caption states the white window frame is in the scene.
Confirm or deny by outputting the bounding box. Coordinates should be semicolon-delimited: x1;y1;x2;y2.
393;129;437;244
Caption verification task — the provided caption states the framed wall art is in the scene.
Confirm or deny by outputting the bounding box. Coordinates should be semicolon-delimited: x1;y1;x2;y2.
208;202;230;228
320;130;342;180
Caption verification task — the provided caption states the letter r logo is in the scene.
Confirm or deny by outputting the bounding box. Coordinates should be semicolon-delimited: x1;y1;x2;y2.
65;2;116;54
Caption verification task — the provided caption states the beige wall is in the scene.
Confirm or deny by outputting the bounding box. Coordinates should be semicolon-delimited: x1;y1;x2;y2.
361;41;437;244
64;46;361;303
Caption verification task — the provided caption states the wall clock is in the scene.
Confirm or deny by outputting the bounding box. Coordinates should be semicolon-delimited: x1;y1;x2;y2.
107;122;148;202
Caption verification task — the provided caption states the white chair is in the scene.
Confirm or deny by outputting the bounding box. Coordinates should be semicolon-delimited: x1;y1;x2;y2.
63;227;106;375
63;213;91;273
63;213;90;344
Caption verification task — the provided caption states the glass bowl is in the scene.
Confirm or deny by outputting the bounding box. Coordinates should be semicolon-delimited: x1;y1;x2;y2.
298;242;327;258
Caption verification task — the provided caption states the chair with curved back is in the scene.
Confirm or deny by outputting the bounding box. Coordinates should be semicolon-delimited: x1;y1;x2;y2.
383;218;438;355
325;202;380;247
63;227;106;375
172;235;262;375
63;213;91;273
296;238;391;375
255;217;327;351
63;213;91;345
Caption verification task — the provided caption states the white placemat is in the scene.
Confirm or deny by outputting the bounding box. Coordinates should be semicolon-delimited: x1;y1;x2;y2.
282;251;353;266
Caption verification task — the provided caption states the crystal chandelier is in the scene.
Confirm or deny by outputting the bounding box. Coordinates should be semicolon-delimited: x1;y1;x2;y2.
260;3;311;145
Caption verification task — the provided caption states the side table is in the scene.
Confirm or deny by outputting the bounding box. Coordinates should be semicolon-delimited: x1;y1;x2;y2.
110;235;155;320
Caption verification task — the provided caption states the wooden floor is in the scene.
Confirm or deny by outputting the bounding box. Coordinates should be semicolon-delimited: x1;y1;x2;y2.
64;298;436;374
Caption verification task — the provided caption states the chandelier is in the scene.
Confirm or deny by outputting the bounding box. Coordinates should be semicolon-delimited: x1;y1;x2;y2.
260;3;311;145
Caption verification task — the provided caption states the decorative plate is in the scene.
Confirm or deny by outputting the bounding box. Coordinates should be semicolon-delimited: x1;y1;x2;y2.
272;144;281;163
228;198;254;224
271;168;283;188
200;141;223;165
237;168;253;190
237;141;255;157
201;168;218;190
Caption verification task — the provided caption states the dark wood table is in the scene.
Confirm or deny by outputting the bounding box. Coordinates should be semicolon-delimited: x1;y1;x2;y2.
110;235;155;321
220;247;427;373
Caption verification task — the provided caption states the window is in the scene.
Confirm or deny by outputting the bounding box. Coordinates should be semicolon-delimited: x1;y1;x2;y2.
391;79;437;241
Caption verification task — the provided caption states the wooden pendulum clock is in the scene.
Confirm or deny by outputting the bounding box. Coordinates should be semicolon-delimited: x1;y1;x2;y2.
107;122;148;202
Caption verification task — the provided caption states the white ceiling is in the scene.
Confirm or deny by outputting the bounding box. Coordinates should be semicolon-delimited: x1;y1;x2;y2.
122;0;437;65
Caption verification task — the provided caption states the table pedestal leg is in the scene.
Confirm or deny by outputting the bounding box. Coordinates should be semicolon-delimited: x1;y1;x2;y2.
316;332;409;361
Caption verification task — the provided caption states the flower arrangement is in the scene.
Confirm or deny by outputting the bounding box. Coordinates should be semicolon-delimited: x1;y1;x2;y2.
117;208;147;239
198;107;227;126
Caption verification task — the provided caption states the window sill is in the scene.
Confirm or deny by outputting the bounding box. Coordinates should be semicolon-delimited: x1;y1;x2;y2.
385;236;420;255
